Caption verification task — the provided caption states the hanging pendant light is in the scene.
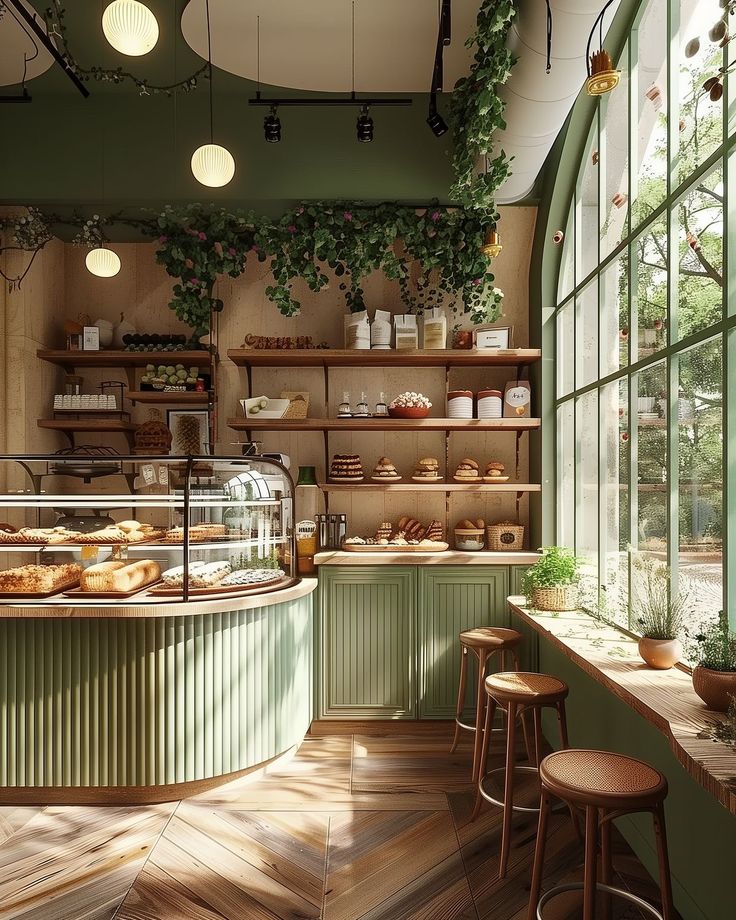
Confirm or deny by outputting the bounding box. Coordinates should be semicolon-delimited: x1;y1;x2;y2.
585;1;620;96
86;247;121;278
191;0;235;187
481;226;502;259
102;1;159;57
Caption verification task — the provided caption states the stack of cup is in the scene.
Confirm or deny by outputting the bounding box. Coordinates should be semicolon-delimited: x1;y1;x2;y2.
477;388;503;418
447;389;473;418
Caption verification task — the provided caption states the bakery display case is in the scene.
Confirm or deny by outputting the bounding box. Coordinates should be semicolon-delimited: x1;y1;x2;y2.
0;454;296;602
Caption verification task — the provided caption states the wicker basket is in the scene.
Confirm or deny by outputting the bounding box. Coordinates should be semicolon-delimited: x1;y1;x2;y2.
486;522;525;552
531;585;579;612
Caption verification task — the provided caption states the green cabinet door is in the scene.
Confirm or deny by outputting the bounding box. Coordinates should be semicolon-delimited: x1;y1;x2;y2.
418;566;509;719
318;566;416;719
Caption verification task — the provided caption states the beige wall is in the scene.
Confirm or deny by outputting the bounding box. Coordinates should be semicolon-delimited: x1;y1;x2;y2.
2;205;536;537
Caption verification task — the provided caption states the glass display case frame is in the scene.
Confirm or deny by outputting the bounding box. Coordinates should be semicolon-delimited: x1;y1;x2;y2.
0;454;297;602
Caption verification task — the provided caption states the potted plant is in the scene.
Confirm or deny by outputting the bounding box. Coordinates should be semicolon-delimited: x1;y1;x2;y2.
632;554;688;669
521;547;582;612
687;611;736;711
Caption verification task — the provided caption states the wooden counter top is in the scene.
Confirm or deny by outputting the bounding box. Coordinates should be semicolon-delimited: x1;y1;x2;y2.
508;597;736;817
0;578;318;618
315;551;541;566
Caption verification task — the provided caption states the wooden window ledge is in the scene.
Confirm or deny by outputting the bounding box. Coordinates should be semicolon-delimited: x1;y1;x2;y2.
508;597;736;817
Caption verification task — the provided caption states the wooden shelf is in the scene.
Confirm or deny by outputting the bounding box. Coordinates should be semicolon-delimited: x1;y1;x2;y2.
227;417;540;432
318;481;541;493
37;419;137;446
127;390;211;405
37;349;213;369
227;347;541;368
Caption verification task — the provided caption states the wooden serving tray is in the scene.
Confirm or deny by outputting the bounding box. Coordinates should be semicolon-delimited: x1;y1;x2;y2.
341;542;449;553
0;579;80;598
62;579;162;599
149;573;287;596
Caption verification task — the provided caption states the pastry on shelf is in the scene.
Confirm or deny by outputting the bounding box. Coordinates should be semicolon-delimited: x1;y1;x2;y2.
371;457;401;482
484;461;509;483
453;458;482;482
375;522;393;543
329;453;364;482
411;456;442;482
76;526;129;544
163;523;227;543
219;569;283;587
424;519;445;543
0;563;83;594
80;559;161;593
161;560;231;588
396;516;426;542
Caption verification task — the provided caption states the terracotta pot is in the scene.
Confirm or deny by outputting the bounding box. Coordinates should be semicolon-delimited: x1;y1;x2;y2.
637;637;682;670
692;666;736;712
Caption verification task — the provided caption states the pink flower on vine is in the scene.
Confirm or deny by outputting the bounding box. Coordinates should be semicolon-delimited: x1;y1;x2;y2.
297;206;305;215
430;211;441;221
228;247;237;256
158;235;168;244
198;231;207;241
287;225;297;234
343;211;353;221
251;244;260;252
472;278;482;286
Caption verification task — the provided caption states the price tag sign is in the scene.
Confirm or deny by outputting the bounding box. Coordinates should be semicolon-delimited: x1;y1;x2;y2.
158;465;169;486
142;464;156;486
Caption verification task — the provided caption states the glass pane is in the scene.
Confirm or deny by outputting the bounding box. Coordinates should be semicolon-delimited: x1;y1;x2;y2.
677;168;724;339
577;121;599;284
601;43;630;256
678;338;723;634
678;0;725;183
576;282;598;389
557;401;575;548
558;208;575;302
635;215;668;361
601;379;630;628
637;362;668;554
576;390;599;568
633;0;668;228
557;301;575;397
600;252;630;376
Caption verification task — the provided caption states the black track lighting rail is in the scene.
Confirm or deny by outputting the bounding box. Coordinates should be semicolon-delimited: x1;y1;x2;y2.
5;0;89;98
0;91;32;103
249;96;411;107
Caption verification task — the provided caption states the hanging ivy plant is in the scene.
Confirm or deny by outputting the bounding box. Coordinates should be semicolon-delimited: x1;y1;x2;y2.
154;202;505;334
449;0;517;216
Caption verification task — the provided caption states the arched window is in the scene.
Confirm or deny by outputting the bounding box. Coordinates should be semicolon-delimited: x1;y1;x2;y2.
553;0;727;634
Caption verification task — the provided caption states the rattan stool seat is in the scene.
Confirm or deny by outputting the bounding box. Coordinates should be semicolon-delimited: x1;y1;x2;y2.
540;749;667;808
459;627;522;649
485;671;568;705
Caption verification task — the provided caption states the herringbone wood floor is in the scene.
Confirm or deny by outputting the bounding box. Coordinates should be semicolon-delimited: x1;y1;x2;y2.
0;726;675;920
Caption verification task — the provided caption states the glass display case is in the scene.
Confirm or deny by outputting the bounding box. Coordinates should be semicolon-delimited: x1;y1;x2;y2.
0;454;296;602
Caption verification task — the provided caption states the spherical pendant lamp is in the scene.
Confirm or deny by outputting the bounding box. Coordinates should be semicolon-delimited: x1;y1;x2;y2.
86;247;121;278
191;143;236;187
102;1;159;57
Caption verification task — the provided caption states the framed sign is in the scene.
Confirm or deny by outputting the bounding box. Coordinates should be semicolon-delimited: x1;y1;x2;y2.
474;325;512;350
167;410;209;455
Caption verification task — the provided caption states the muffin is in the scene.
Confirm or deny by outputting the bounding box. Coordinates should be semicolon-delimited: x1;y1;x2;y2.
371;456;401;482
484;460;508;482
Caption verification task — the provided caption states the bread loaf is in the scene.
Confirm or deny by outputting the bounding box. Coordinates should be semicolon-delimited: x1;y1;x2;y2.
80;559;161;593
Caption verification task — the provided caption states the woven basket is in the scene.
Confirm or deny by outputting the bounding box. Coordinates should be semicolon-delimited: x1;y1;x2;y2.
532;585;579;612
486;522;525;552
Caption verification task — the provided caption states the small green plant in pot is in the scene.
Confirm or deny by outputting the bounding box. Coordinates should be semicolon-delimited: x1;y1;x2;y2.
632;554;688;670
687;611;736;711
521;547;582;612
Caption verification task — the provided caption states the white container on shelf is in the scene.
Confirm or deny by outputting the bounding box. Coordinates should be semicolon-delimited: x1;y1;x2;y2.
477;389;503;419
447;390;473;417
371;309;392;349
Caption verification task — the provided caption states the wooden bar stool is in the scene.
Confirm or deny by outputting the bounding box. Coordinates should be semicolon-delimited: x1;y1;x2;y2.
449;627;524;782
528;749;674;920
472;671;571;880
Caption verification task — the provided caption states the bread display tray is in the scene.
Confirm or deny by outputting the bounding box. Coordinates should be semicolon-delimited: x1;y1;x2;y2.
0;579;80;598
149;574;288;597
62;579;162;599
341;542;449;553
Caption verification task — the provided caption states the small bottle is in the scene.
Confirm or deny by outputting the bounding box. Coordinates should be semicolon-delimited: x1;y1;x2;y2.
374;392;388;416
338;391;351;417
356;391;370;417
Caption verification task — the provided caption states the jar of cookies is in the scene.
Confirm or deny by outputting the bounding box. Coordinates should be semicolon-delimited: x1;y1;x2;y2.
454;518;486;551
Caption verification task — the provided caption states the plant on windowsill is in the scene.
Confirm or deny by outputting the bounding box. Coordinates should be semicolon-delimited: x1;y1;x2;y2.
521;547;583;613
632;554;689;670
686;611;736;711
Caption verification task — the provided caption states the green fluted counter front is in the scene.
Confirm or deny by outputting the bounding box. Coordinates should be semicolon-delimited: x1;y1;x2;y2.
0;579;316;803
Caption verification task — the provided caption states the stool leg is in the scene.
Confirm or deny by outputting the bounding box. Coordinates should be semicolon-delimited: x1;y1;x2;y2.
450;646;469;754
556;699;570;748
511;648;534;763
532;706;544;767
498;700;517;879
526;787;551;920
583;805;599;920
471;649;489;782
653;803;675;920
600;813;613;920
471;694;496;821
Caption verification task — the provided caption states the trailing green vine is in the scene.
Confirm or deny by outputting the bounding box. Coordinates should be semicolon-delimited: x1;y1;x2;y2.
154;202;504;335
449;0;517;216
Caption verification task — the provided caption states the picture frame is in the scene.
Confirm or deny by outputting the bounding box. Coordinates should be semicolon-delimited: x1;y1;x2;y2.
167;409;210;455
474;325;512;350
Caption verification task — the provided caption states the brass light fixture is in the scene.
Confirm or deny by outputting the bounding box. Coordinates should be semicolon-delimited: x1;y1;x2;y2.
585;1;620;96
482;226;502;259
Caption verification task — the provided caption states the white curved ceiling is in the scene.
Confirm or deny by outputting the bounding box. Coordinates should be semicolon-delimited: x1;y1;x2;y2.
180;0;479;93
0;0;54;87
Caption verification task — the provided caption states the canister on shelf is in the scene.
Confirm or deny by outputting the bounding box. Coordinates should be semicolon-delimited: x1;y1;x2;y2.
477;388;503;418
447;389;473;418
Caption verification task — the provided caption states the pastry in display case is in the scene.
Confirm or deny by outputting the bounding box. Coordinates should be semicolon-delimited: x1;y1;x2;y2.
0;454;296;602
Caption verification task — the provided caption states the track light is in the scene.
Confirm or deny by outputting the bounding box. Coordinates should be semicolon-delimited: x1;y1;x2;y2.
356;105;373;143
426;99;448;137
264;106;281;143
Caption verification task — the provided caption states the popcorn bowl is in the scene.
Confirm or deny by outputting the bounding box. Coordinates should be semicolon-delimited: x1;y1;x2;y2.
388;406;430;419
